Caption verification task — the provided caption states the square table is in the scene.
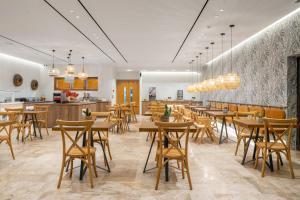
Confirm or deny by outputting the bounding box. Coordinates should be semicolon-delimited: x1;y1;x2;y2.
52;121;117;179
194;108;221;116
139;121;197;181
204;111;236;144
24;110;47;139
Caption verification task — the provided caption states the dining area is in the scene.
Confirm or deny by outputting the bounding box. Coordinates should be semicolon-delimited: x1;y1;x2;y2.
1;0;300;199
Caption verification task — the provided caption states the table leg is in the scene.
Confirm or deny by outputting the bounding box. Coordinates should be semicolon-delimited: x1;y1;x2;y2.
252;128;260;160
224;117;228;139
232;117;237;136
31;114;37;137
267;129;274;171
79;132;86;180
97;131;111;172
219;118;225;144
164;134;169;182
143;132;157;173
242;128;255;165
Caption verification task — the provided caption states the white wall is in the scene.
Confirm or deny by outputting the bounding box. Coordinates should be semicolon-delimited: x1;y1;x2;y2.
116;71;140;80
141;72;200;101
0;53;44;102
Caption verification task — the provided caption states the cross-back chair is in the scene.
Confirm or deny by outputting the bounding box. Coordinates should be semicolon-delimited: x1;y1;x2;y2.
155;121;194;190
34;105;49;135
254;118;297;178
0;112;16;159
56;120;97;188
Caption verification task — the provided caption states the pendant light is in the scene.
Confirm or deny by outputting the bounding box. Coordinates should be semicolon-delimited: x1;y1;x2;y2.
65;50;75;75
215;33;226;90
196;53;203;92
201;46;209;92
190;60;197;92
207;42;217;91
187;61;193;93
224;25;240;89
48;49;60;77
78;56;88;80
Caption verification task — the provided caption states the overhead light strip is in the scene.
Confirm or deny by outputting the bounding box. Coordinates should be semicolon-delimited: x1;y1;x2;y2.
171;0;210;63
0;34;68;63
0;52;43;68
206;7;300;65
77;0;128;63
43;0;116;63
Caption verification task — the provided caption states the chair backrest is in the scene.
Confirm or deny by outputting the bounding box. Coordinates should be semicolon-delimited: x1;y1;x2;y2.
222;103;228;109
151;112;164;122
264;108;285;119
238;105;249;112
235;111;257;119
249;106;264;117
216;103;222;109
263;118;297;150
195;116;212;128
91;112;111;121
155;121;193;158
56;120;94;156
5;108;24;122
34;105;49;119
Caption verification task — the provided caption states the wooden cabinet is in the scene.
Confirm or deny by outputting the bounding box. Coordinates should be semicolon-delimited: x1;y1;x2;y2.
96;101;111;112
54;77;98;91
86;77;98;90
73;78;85;90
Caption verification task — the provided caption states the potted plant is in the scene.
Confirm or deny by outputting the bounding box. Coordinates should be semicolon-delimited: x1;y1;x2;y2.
83;108;92;120
160;105;171;122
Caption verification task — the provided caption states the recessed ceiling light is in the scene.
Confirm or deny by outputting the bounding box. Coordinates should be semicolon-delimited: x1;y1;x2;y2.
215;15;219;18
76;15;80;19
70;10;74;13
219;9;224;12
126;69;133;72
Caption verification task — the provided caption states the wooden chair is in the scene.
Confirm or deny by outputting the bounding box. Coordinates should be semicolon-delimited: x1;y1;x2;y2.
254;118;297;178
56;120;97;188
155;121;194;190
264;108;285;119
5;108;32;142
234;111;261;156
34;105;49;135
91;112;113;161
238;105;249;112
193;116;215;143
129;102;138;122
0;112;15;159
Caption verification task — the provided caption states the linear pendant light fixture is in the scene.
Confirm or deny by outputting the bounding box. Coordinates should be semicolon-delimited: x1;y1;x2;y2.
215;33;226;90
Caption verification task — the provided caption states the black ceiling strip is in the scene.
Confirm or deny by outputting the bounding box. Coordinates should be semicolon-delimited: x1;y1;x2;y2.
43;0;116;63
171;0;210;63
77;0;128;63
0;34;68;63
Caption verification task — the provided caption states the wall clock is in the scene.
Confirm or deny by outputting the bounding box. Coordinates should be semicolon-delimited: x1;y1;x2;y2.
13;74;23;87
31;80;39;90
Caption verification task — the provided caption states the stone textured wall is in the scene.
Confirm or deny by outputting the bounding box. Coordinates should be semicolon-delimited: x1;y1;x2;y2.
199;10;300;107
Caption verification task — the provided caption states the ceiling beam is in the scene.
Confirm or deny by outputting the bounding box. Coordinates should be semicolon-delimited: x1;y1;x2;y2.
43;0;116;63
77;0;128;63
171;0;210;63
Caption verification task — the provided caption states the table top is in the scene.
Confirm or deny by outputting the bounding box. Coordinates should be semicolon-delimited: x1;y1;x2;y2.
143;111;153;116
194;107;221;112
139;121;197;132
233;118;298;129
23;110;47;114
52;121;117;132
205;111;235;117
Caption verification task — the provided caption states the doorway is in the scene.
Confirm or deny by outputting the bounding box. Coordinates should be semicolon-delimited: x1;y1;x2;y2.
297;57;300;150
116;80;140;114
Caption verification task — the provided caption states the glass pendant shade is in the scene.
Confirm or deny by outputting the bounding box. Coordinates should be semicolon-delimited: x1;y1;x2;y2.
223;73;240;89
215;75;226;89
78;72;88;80
48;66;60;77
65;73;75;84
48;50;60;77
196;82;203;92
207;79;217;91
66;64;75;75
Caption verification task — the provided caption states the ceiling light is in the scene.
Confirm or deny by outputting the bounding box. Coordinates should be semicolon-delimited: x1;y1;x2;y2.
48;49;60;77
78;56;88;80
70;10;74;13
219;9;224;12
76;15;80;19
126;69;133;72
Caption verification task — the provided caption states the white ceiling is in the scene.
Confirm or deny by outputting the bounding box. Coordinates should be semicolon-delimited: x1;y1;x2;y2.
0;0;299;71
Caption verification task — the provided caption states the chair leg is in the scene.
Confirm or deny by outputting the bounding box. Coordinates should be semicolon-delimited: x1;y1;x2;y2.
286;151;295;179
276;152;280;171
69;159;73;178
261;148;267;177
235;137;241;156
155;157;163;190
45;126;49;135
87;155;94;188
184;159;192;190
106;141;113;160
57;156;66;189
92;154;98;177
181;160;185;179
8;141;15;160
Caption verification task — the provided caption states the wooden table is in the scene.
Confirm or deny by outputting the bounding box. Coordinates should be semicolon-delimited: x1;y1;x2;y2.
205;111;236;144
139;121;196;181
24;110;47;139
143;111;153;116
194;108;221;116
53;121;117;179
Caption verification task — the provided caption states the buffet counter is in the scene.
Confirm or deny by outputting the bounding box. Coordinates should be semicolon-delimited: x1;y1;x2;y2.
141;100;202;114
24;102;97;127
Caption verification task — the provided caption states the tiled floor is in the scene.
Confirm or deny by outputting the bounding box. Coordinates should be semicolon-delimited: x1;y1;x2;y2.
0;116;299;200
